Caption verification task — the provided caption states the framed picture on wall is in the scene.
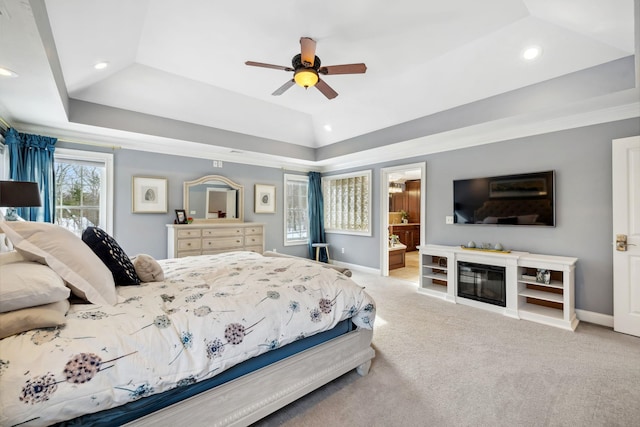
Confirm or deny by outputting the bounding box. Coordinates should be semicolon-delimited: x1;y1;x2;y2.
132;176;168;213
254;184;275;213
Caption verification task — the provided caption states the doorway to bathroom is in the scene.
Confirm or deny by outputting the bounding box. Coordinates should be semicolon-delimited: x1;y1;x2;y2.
380;162;426;283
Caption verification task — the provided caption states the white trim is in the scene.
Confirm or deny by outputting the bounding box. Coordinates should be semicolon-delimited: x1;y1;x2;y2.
379;162;426;277
283;173;309;246
575;309;614;328
330;260;380;276
15;89;638;173
54;148;114;234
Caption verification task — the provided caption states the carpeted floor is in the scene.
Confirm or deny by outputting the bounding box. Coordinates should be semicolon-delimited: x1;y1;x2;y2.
254;270;640;427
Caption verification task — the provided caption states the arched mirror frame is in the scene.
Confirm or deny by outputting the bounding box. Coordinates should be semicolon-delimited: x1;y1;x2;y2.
183;175;244;223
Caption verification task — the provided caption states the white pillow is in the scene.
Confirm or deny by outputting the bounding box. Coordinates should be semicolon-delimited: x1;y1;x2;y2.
0;250;25;265
0;222;118;305
0;261;70;312
0;299;70;339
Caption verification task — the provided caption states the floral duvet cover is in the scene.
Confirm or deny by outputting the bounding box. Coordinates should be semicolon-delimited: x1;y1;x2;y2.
0;251;375;426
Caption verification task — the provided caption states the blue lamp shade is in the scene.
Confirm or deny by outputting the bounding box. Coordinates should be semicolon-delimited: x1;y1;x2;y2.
0;181;41;220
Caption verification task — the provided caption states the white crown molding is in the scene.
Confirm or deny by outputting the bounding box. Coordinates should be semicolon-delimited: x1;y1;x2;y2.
9;89;639;173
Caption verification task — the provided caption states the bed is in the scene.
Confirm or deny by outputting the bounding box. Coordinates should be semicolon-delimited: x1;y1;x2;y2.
0;221;376;426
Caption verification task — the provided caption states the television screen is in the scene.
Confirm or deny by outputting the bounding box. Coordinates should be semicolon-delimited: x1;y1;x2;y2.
453;171;555;226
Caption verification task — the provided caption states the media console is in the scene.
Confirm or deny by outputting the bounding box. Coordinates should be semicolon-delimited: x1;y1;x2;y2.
418;244;578;331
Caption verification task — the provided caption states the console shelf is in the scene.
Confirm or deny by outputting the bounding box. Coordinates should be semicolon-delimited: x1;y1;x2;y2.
418;245;578;331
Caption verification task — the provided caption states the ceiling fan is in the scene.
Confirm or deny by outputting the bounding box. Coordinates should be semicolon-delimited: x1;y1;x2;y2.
245;37;367;100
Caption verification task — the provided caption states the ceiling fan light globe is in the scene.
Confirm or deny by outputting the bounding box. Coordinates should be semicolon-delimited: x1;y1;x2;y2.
294;69;318;88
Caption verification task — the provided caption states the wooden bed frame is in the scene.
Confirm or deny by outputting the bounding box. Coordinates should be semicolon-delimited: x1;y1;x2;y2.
126;328;375;426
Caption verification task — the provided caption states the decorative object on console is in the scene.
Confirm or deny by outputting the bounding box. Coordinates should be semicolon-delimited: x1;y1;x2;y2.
132;176;168;213
174;209;188;224
0;180;41;221
254;184;276;213
467;241;476;248
536;268;551;284
461;244;511;253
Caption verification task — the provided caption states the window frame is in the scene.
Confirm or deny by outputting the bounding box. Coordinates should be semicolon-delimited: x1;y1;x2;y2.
54;148;114;235
322;169;372;236
283;173;309;246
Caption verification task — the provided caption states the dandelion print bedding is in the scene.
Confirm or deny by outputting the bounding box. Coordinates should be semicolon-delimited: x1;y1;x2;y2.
0;251;376;427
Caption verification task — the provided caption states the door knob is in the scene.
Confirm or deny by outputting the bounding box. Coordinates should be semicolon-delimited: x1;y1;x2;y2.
616;234;636;251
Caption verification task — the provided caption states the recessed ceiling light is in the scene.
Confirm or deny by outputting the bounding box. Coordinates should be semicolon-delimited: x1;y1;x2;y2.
522;46;542;61
0;67;18;78
94;62;109;70
323;124;332;132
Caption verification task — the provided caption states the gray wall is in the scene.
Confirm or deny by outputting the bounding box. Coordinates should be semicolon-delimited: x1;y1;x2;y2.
61;117;639;316
99;151;308;260
325;118;640;316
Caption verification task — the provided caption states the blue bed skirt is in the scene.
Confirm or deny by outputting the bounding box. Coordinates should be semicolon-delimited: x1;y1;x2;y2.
56;318;354;426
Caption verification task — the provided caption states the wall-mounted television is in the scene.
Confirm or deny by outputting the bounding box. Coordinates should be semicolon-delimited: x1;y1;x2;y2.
453;171;555;226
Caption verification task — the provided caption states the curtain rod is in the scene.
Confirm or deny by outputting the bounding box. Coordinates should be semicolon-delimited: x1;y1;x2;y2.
0;116;121;150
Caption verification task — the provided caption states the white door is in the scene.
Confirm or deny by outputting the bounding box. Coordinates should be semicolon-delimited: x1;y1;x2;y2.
612;135;640;337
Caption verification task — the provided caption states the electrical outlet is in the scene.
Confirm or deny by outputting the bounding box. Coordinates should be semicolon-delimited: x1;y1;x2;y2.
445;215;454;224
272;248;277;252
341;248;345;254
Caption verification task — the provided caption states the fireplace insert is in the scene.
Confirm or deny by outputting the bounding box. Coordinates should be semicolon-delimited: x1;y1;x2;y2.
457;261;506;307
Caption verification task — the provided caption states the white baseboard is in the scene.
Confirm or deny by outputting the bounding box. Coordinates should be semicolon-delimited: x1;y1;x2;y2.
331;260;380;276
575;309;614;328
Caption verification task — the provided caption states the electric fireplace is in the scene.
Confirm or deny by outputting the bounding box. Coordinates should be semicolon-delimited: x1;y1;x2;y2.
457;261;506;307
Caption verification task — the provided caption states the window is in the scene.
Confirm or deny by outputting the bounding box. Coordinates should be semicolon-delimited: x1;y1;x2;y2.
284;174;309;245
323;170;371;235
54;148;113;236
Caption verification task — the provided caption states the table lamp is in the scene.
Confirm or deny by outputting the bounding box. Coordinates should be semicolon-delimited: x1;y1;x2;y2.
0;180;42;221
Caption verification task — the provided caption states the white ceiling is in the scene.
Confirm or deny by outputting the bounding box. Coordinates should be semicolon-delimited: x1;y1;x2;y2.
0;0;637;168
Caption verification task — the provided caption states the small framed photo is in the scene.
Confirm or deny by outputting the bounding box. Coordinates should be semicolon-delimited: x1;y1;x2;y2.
132;176;168;213
254;184;276;213
175;209;188;224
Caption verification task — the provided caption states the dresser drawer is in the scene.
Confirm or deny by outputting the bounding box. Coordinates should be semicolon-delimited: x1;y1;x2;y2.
244;226;263;236
202;227;243;238
203;236;244;250
177;238;201;251
177;250;201;258
177;229;201;238
244;234;263;247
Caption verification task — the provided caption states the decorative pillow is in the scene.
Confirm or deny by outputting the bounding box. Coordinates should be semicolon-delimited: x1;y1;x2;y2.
0;261;70;313
131;254;164;282
0;222;118;305
0;299;70;339
82;227;140;286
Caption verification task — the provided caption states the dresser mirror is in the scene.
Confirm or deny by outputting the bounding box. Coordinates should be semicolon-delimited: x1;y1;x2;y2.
183;175;244;222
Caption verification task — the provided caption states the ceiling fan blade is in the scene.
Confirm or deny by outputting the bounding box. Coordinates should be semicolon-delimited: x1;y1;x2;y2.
272;79;296;96
318;63;367;75
315;78;338;100
245;61;294;72
300;37;316;67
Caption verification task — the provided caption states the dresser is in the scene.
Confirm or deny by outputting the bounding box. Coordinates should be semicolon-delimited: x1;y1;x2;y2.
166;223;265;258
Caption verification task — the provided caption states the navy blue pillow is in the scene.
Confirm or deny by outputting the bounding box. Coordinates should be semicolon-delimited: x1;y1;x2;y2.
82;227;140;286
